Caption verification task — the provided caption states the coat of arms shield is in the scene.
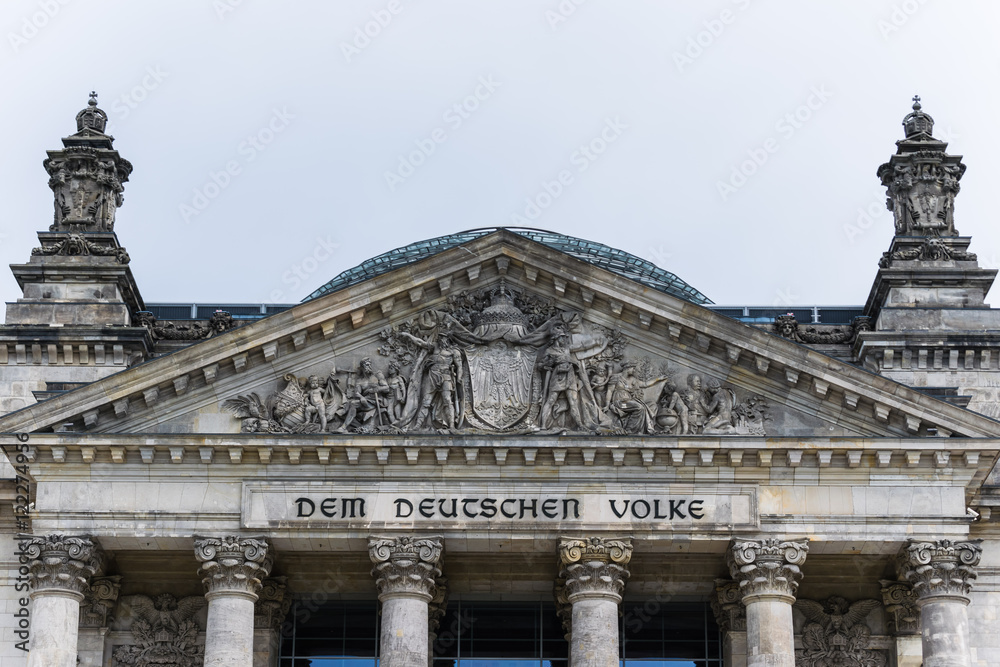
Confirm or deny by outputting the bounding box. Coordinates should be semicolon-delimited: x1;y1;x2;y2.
464;340;535;429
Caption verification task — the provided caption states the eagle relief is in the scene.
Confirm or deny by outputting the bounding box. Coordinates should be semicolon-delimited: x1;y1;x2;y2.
224;282;770;436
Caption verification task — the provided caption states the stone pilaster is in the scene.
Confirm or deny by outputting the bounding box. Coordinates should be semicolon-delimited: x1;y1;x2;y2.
880;580;921;667
25;534;104;667
194;535;272;667
727;538;808;667
711;579;747;667
253;577;291;667
558;537;632;667
427;577;448;667
369;535;444;667
899;539;982;667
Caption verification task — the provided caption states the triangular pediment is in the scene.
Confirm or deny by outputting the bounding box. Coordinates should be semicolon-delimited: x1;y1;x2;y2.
1;230;997;439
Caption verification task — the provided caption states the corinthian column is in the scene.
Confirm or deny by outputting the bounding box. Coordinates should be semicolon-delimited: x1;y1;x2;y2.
727;538;808;667
25;534;103;667
369;536;444;667
558;537;632;667
900;539;982;667
194;535;272;667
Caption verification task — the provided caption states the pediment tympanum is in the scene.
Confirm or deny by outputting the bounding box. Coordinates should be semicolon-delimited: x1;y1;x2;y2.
0;230;995;438
224;281;771;437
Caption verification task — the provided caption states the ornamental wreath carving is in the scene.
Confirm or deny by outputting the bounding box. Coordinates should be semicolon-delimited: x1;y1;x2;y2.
112;594;206;667
794;596;885;667
224;282;770;436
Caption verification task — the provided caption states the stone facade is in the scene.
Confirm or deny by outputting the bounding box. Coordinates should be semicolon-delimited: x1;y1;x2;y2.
0;96;998;667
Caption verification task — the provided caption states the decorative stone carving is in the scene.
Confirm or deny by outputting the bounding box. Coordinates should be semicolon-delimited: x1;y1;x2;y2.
32;233;130;263
45;93;132;233
726;538;808;602
427;577;449;644
224;282;771;436
254;576;291;632
24;534;103;596
878;97;966;237
899;539;982;601
194;536;272;598
879;580;920;635
557;537;632;601
773;314;871;345
369;536;444;600
136;310;236;341
553;578;572;638
794;596;885;667
80;575;121;628
112;593;207;667
710;579;746;633
878;237;978;268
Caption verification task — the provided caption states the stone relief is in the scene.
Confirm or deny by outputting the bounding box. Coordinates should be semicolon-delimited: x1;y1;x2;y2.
878;237;977;268
112;594;207;667
773;314;871;345
136;310;237;341
224;282;771;436
794;596;885;667
31;233;130;263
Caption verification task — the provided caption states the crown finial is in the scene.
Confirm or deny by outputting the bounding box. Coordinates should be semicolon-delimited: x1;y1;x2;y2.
88;91;98;106
902;95;933;139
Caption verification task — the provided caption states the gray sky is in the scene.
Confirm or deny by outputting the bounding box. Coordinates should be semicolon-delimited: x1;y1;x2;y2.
3;0;999;309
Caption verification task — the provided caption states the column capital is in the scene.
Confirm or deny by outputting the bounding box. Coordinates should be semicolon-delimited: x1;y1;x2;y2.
25;534;104;599
711;579;746;633
879;579;920;636
727;538;808;604
557;536;632;603
81;575;122;628
194;535;272;600
254;576;291;632
368;535;444;601
899;539;982;603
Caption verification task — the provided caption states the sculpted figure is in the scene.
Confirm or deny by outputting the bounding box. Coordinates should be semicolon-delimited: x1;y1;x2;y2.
399;331;465;430
701;377;737;435
654;377;688;434
303;375;328;431
588;360;612;410
539;334;586;430
608;361;665;434
384;361;407;423
333;357;391;432
681;374;710;434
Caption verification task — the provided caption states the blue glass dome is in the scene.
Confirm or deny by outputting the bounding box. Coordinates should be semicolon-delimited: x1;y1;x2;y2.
303;227;712;305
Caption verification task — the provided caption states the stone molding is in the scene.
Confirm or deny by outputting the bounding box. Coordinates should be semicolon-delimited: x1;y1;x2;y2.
194;535;272;599
368;535;444;601
254;576;291;632
25;534;103;598
727;538;808;603
899;538;982;603
80;574;121;628
711;579;746;633
558;537;632;602
879;579;919;636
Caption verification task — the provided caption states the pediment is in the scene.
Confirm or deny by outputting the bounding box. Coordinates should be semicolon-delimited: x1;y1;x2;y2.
2;230;996;439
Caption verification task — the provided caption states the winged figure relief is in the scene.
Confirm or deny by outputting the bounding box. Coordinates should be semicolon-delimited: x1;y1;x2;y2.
794;596;885;667
113;594;206;666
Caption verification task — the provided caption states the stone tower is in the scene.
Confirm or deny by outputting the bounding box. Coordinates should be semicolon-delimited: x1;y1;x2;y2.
0;94;151;417
857;96;1000;419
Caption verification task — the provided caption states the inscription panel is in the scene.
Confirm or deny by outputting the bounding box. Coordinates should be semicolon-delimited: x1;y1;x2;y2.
242;482;758;531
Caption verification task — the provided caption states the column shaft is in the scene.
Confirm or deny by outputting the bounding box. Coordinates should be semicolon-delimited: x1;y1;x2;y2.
571;597;619;667
204;593;258;666
382;595;431;667
744;598;794;667
27;591;83;667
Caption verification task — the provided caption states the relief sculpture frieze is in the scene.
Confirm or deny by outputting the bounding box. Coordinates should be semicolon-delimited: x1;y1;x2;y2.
224;282;770;436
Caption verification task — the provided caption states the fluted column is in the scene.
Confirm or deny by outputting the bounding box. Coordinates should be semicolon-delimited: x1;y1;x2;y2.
711;579;747;667
25;534;104;667
369;536;444;667
558;537;632;667
900;539;982;667
195;535;272;667
727;538;808;667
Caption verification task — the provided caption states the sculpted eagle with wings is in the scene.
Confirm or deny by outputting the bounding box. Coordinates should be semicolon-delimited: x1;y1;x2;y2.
794;596;885;667
112;594;206;666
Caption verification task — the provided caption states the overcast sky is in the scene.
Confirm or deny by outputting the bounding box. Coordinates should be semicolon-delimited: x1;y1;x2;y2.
2;1;999;309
